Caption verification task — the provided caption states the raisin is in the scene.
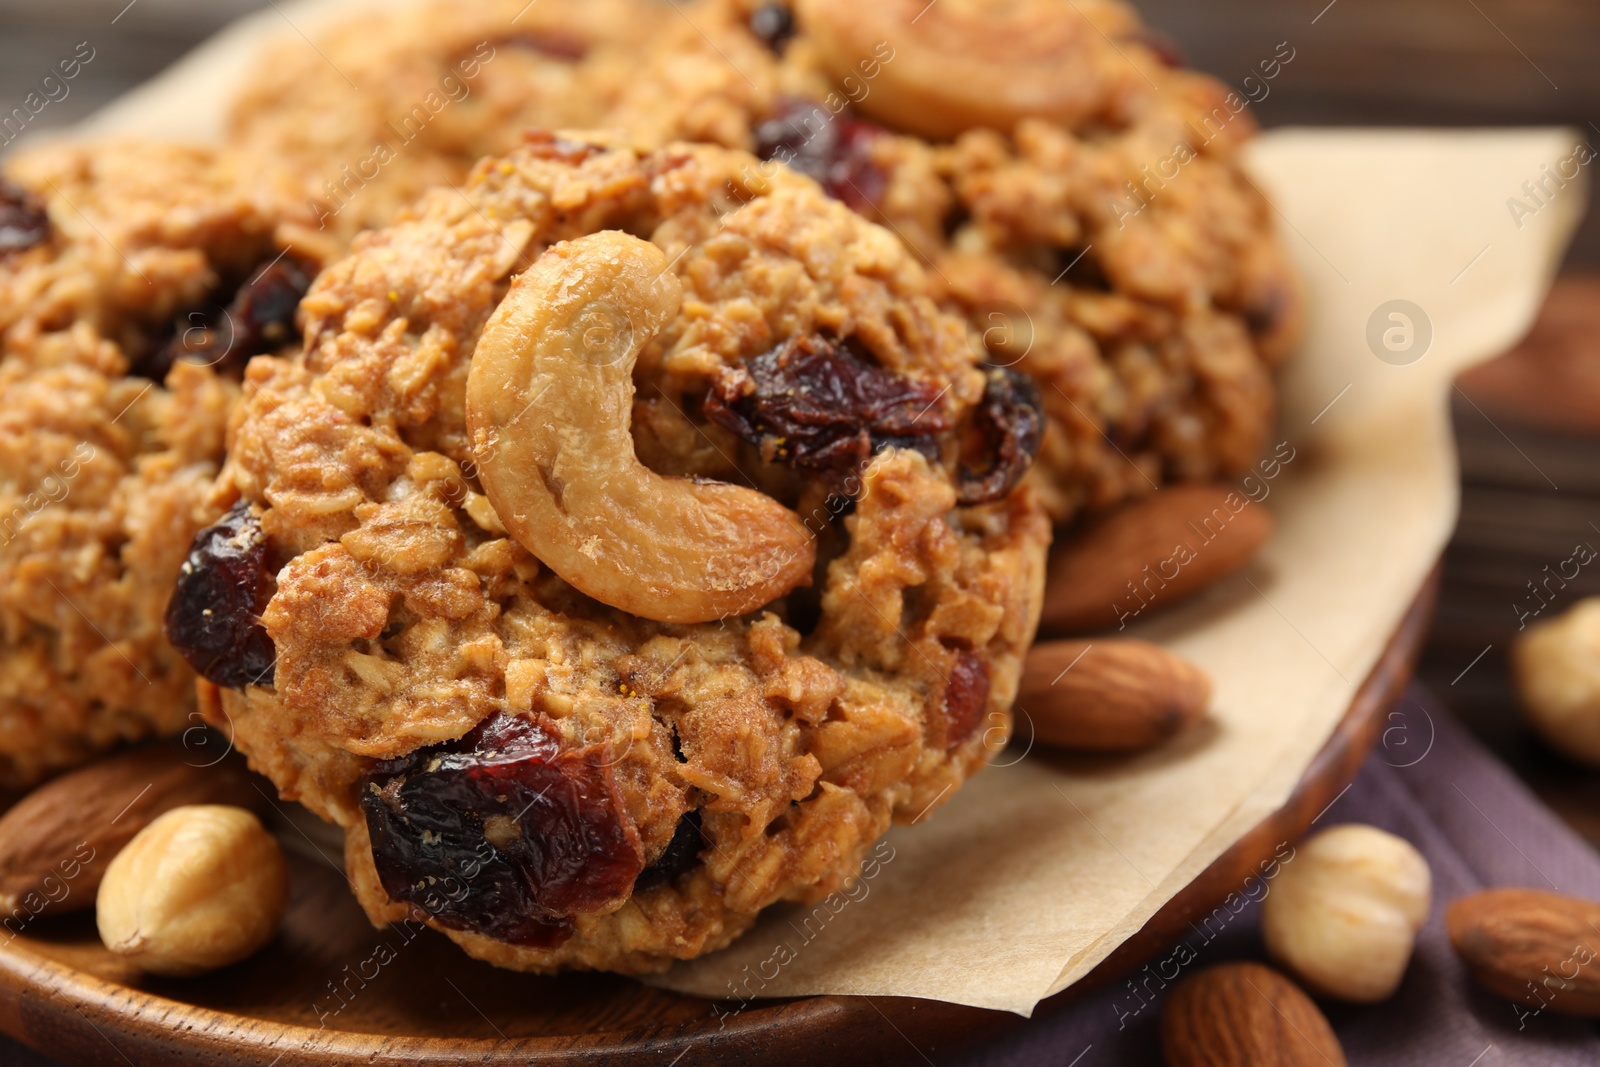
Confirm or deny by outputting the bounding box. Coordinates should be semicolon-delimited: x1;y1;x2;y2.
165;502;277;688
958;367;1044;505
0;179;50;256
141;254;315;381
634;810;704;891
748;3;796;53
705;333;951;474
943;649;991;750
362;714;644;948
754;97;889;213
1056;247;1112;292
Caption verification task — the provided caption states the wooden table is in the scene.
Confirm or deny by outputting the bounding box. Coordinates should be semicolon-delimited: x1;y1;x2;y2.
1427;278;1600;846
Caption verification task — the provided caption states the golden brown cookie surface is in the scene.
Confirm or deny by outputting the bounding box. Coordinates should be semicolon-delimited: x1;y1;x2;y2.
0;141;315;786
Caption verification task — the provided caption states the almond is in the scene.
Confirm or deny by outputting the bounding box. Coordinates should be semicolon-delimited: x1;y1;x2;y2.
1041;484;1274;634
1447;888;1600;1015
1161;962;1347;1067
1019;639;1210;751
0;743;263;921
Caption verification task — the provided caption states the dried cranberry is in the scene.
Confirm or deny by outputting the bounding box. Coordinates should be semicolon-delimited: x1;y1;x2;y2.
496;31;587;61
141;254;315;381
0;179;49;255
748;3;796;53
165;502;277;688
754;98;888;214
705;333;951;473
1137;30;1185;69
520;130;604;165
943;649;991;749
1243;283;1292;340
634;810;704;891
362;714;644;948
958;367;1044;505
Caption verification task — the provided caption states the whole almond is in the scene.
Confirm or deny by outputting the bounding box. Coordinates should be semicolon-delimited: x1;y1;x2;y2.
1019;639;1210;751
0;743;262;921
1161;962;1347;1067
1447;888;1600;1015
1041;484;1274;634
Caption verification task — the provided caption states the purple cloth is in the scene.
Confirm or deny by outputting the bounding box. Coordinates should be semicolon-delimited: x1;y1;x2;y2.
3;686;1598;1065
952;685;1600;1066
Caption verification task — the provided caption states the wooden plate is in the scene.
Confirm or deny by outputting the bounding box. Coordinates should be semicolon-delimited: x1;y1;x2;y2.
0;572;1436;1067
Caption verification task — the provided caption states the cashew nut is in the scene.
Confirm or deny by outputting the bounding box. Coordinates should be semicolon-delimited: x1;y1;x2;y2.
795;0;1147;140
466;231;815;625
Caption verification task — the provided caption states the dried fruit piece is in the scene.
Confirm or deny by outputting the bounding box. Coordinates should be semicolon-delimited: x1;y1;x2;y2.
496;31;589;60
942;649;990;750
363;713;644;948
748;2;797;53
165;502;277;688
1161;962;1347;1067
706;332;950;473
0;744;263;919
754;98;888;213
97;804;289;977
466;231;815;625
0;178;49;255
958;367;1043;505
142;254;314;381
634;810;704;891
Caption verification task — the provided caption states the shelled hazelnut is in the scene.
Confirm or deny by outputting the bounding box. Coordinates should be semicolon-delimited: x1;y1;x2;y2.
1261;824;1431;1002
1512;598;1600;766
96;805;288;977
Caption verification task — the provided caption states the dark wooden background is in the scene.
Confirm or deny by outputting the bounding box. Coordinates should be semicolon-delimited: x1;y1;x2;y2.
1;0;1598;840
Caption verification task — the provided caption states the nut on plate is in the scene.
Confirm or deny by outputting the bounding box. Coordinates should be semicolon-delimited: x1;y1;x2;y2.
96;804;289;976
1447;887;1600;1017
1018;638;1210;751
1512;597;1600;766
1040;485;1274;635
0;743;261;919
1161;961;1346;1067
1261;824;1431;1002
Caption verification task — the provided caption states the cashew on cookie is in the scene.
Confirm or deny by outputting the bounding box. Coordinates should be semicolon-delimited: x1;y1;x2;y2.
796;0;1151;138
467;231;815;625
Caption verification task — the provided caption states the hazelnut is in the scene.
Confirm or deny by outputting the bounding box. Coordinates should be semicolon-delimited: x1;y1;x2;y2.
1512;598;1600;766
96;804;289;976
1261;824;1431;1002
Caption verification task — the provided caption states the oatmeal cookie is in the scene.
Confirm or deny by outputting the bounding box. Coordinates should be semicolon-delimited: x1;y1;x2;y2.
606;0;1304;522
194;136;1049;973
0;141;318;786
227;0;669;240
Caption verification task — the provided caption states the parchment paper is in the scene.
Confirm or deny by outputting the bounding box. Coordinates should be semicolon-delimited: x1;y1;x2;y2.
67;8;1588;1016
